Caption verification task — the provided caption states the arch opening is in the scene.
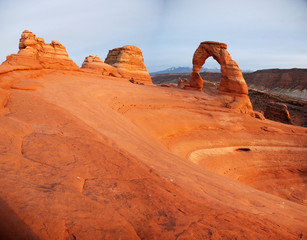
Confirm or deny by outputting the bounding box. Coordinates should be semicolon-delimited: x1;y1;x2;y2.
201;56;220;73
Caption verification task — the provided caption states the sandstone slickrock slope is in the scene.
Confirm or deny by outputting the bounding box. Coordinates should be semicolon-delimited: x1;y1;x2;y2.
81;55;122;77
0;34;307;239
105;45;152;84
0;30;79;72
0;69;306;239
185;41;253;113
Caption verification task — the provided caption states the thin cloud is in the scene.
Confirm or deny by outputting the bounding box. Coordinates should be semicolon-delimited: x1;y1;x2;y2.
0;0;306;71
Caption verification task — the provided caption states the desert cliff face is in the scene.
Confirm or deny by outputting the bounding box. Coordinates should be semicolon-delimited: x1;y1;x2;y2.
0;33;306;239
244;68;307;100
248;89;307;127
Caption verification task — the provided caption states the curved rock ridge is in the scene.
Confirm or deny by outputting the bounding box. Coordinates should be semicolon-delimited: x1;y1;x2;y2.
105;45;152;84
0;30;79;71
81;55;122;77
186;41;253;113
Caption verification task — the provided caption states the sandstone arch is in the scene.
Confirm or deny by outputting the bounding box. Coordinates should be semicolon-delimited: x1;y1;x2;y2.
186;41;248;95
185;41;254;114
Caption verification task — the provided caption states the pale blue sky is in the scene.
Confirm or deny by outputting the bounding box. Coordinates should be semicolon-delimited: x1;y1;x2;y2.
0;0;306;72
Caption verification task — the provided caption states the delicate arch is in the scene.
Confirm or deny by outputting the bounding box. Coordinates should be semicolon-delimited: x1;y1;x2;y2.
186;41;248;95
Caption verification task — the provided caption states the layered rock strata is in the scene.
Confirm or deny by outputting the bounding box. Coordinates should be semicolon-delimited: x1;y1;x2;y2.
105;45;152;84
186;41;252;113
81;55;121;77
248;89;306;126
0;30;79;71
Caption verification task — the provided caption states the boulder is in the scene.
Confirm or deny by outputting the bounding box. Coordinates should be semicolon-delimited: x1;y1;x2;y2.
254;111;266;120
81;55;122;77
129;78;144;85
0;30;79;71
105;45;152;84
177;78;188;89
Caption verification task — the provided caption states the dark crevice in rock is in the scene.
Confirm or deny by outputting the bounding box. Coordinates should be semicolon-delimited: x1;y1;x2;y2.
235;148;251;152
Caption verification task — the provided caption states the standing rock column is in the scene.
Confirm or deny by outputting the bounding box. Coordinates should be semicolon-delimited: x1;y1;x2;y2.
105;45;152;84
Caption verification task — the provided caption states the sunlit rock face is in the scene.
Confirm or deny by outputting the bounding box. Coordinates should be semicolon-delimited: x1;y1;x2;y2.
1;30;79;71
105;45;152;84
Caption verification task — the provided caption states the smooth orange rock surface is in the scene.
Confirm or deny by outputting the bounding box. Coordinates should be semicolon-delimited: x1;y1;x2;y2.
81;55;122;77
0;67;306;239
186;41;253;113
0;89;10;113
0;30;79;72
105;45;152;84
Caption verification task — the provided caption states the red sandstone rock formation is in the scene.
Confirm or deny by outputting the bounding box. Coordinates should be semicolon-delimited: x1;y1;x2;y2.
186;41;252;113
81;55;122;77
0;30;79;72
187;41;248;94
264;102;293;124
105;45;152;84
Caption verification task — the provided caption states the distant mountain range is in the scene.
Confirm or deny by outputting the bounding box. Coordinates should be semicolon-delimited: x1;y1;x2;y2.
150;66;253;76
149;67;192;76
150;66;220;76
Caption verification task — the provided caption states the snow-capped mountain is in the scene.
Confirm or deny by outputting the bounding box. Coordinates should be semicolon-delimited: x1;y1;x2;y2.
150;66;221;76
